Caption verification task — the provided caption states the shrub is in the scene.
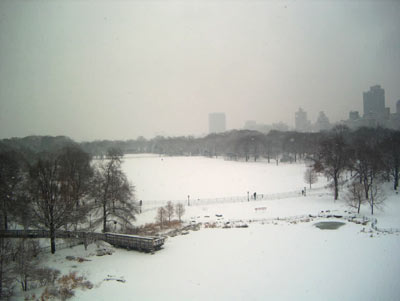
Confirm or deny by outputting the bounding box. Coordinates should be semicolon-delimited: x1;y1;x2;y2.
40;272;93;300
58;272;93;291
35;268;61;286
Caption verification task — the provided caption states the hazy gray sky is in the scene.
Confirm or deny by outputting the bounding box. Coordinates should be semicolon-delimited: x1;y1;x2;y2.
1;0;399;141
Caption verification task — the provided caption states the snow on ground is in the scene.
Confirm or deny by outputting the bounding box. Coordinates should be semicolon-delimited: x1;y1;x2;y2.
134;193;335;226
40;195;400;301
122;155;325;202
13;156;400;300
72;223;400;301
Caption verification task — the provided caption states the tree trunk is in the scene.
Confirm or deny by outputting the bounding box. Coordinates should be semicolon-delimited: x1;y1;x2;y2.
50;226;56;254
394;165;399;191
103;201;107;233
334;176;339;200
0;243;3;298
3;211;7;231
363;177;369;199
371;198;374;215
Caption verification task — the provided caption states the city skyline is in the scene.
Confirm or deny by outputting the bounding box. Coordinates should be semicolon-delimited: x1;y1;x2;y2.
1;1;399;141
1;83;399;141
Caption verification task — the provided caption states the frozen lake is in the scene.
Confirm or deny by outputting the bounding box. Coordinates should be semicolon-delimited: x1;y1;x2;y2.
121;154;324;202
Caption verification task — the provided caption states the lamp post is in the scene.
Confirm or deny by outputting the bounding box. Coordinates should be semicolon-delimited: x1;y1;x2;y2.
188;195;190;206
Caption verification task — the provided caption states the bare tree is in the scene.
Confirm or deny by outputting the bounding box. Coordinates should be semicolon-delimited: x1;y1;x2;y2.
14;239;41;291
165;201;174;222
304;167;318;189
0;151;24;230
156;207;167;229
27;146;93;253
381;130;400;190
345;181;365;214
57;146;93;230
175;203;185;222
91;148;137;233
368;182;385;215
350;129;385;201
29;154;76;254
0;238;15;299
316;126;350;200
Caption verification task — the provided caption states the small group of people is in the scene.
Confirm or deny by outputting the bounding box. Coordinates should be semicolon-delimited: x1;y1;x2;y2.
249;192;263;200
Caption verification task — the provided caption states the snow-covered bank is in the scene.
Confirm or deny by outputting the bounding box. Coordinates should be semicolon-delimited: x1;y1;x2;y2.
12;156;400;300
13;187;395;301
70;217;399;301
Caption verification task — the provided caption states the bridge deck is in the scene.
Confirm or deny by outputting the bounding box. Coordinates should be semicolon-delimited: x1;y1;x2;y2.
0;230;165;253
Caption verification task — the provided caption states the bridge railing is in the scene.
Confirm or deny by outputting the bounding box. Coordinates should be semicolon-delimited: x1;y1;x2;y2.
0;230;165;253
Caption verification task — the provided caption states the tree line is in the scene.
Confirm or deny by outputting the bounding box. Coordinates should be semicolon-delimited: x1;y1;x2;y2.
77;130;320;162
2;126;398;215
313;125;400;215
76;126;400;214
0;144;139;298
0;145;138;251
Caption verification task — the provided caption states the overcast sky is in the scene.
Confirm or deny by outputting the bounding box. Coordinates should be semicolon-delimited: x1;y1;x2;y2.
0;0;399;141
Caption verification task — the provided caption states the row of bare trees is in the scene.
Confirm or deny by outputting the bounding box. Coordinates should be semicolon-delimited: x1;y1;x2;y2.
0;145;138;298
156;201;185;229
311;126;400;214
78;130;321;162
0;146;137;252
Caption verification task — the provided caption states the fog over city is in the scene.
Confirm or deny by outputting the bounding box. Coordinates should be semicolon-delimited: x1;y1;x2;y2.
0;0;399;141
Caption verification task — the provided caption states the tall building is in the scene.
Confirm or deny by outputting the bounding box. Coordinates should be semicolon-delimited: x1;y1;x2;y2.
295;108;310;132
315;111;331;131
346;85;398;130
243;120;289;133
349;111;360;121
363;85;385;119
244;120;257;130
397;100;400;115
209;113;226;134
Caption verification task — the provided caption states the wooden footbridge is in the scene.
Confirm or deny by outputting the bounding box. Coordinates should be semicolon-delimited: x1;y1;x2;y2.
0;230;165;253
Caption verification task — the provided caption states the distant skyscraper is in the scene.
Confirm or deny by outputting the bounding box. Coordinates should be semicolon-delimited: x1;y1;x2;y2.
209;113;226;134
244;120;257;130
363;85;385;118
315;111;331;131
397;100;400;115
349;111;360;121
347;86;398;130
295;108;310;132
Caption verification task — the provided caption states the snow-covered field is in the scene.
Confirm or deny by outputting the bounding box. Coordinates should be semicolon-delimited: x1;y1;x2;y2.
15;156;400;300
121;154;324;202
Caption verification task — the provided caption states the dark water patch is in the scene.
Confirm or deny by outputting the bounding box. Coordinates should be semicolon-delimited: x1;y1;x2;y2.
314;221;346;230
